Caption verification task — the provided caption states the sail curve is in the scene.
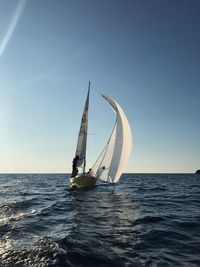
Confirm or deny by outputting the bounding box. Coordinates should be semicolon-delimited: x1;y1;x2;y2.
90;95;132;183
74;87;90;173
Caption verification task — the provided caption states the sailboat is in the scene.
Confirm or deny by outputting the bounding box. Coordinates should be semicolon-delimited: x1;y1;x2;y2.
69;82;132;189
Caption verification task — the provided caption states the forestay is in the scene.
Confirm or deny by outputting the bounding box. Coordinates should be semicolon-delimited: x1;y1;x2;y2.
90;94;132;183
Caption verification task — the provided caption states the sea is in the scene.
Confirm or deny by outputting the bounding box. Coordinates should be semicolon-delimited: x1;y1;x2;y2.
0;173;199;267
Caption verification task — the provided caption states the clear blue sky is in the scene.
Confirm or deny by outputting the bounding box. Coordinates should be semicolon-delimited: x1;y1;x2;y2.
0;0;200;173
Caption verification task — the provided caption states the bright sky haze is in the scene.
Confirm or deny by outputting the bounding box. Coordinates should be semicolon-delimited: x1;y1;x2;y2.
0;0;200;173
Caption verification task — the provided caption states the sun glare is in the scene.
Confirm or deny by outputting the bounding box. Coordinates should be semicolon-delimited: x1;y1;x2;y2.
0;0;26;58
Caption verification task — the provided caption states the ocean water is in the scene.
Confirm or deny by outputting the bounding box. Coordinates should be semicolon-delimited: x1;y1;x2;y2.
0;174;199;267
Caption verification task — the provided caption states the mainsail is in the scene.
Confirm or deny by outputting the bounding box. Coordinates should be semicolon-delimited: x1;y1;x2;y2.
74;83;90;173
90;95;132;183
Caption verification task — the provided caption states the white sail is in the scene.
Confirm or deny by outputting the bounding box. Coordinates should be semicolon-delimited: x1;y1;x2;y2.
74;86;90;172
90;95;132;183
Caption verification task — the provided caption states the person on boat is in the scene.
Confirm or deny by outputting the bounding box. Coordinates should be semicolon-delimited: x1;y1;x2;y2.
87;168;92;175
71;168;78;177
72;155;79;168
71;155;79;177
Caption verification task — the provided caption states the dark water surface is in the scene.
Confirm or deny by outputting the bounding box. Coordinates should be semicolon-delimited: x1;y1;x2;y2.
0;173;199;267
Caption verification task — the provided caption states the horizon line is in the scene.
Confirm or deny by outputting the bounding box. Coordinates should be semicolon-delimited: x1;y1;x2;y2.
0;172;196;174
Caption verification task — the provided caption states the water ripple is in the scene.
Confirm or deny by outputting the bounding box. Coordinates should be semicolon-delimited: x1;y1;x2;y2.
0;173;200;266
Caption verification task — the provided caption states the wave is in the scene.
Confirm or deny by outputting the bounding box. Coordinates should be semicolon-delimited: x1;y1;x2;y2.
0;173;200;266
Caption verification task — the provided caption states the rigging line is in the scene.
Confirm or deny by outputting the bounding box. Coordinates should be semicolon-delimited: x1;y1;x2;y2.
75;132;96;135
87;82;98;159
89;82;101;95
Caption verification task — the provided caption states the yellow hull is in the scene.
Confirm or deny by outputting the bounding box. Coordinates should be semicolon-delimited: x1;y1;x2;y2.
70;175;96;189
